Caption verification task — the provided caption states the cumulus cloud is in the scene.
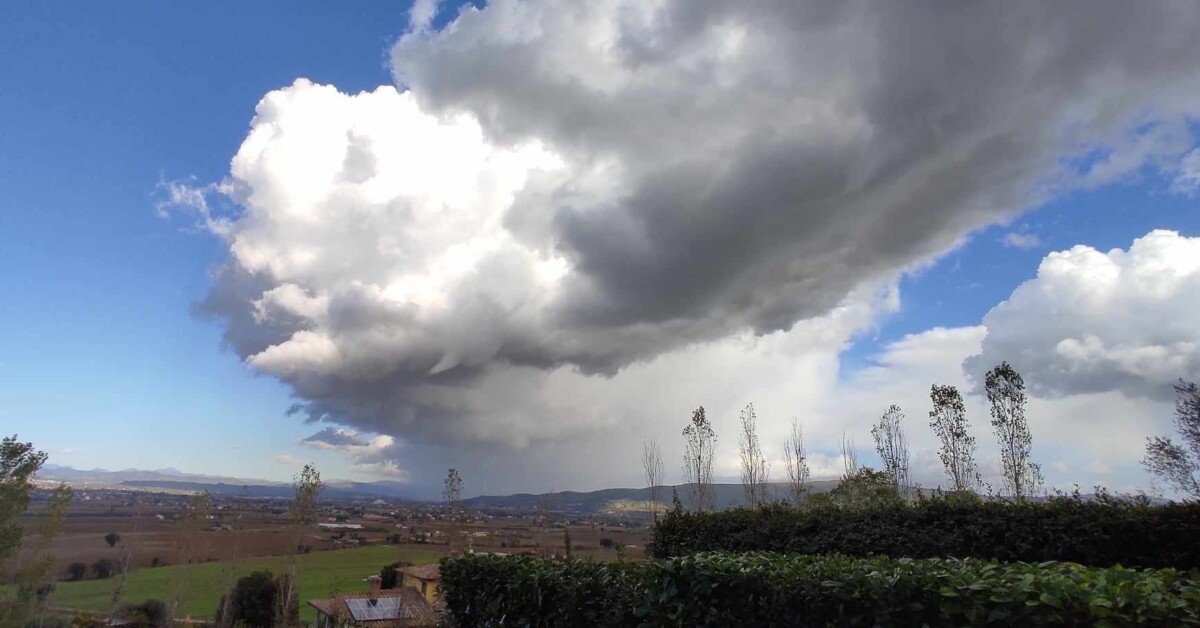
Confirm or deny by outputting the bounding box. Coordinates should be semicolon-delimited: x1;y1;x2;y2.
179;1;1200;457
966;230;1200;400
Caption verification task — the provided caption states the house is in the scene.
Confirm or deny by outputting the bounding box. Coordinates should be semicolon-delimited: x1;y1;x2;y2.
400;564;441;606
308;577;437;627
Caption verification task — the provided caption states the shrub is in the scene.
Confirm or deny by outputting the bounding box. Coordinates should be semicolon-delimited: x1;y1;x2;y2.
119;599;168;628
92;559;116;579
441;552;1200;627
66;562;87;581
380;561;406;589
650;496;1200;568
441;555;643;626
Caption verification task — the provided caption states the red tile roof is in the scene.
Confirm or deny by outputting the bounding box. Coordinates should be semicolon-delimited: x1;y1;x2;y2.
402;564;441;581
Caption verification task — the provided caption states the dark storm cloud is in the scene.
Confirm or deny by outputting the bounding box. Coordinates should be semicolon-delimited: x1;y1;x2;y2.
191;0;1200;451
393;1;1200;368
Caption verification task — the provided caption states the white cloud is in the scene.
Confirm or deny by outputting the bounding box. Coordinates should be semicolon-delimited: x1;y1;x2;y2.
1174;148;1200;195
350;460;409;479
273;454;304;466
408;0;439;31
1002;232;1042;249
966;230;1200;399
174;2;1200;491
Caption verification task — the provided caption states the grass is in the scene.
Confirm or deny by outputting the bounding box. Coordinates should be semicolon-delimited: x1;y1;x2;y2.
47;545;444;622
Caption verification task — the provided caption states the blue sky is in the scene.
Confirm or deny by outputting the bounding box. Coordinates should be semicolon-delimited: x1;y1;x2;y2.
3;2;1199;494
0;1;423;480
845;180;1200;372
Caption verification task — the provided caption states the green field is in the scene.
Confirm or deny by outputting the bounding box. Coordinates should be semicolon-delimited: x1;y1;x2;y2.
47;545;444;622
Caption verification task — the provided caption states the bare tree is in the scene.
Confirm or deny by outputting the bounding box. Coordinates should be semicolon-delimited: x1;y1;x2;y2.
641;439;664;522
840;432;859;478
682;406;716;511
872;405;910;497
443;468;463;511
738;403;770;507
929;384;979;492
282;463;322;626
985;362;1042;500
168;492;212;624
1144;380;1200;499
782;416;810;507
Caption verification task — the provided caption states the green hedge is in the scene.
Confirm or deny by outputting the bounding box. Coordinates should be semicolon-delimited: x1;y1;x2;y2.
649;497;1200;568
440;552;1200;626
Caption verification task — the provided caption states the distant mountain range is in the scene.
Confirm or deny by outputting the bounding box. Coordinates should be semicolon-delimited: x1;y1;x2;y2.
38;464;421;501
36;465;1162;511
37;464;850;511
461;481;844;513
40;464;275;487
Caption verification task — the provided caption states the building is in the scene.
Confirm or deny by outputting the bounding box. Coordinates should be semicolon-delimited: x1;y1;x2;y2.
318;522;364;530
400;564;442;606
308;576;437;627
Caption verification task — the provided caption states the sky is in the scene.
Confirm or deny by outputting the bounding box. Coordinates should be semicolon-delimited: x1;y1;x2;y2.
3;1;1200;499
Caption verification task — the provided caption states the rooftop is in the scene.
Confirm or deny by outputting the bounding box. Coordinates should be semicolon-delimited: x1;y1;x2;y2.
308;588;437;626
402;564;441;582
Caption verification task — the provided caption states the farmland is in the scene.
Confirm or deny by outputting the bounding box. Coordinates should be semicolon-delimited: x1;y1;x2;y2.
17;486;649;622
46;544;444;622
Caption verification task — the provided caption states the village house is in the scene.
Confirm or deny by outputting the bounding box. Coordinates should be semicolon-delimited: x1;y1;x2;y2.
399;564;442;606
308;575;437;627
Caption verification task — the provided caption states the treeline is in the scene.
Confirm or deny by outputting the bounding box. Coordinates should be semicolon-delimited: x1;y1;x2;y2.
440;552;1200;627
642;362;1200;514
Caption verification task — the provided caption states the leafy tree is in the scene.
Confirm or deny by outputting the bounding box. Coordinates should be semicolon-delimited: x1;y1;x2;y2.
443;468;463;510
682;406;716;511
872;405;910;497
67;562;88;581
641;439;664;522
929;384;979;492
0;435;48;564
1;435;72;628
738;403;770;507
599;537;615;549
104;532;120;548
1144;380;1200;498
985;362;1043;499
93;559;117;579
214;571;296;628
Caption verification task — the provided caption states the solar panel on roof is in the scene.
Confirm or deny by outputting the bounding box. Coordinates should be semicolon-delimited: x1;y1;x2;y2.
345;597;405;622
